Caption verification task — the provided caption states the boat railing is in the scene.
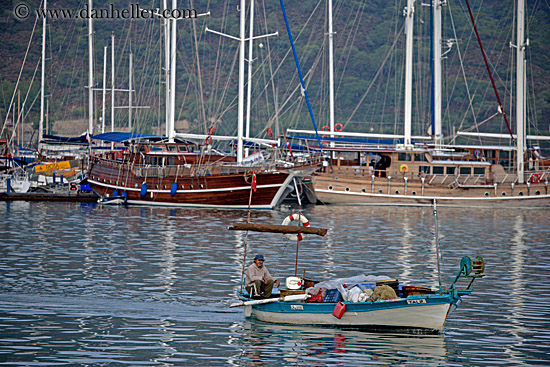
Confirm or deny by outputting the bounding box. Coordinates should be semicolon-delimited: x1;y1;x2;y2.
94;152;323;178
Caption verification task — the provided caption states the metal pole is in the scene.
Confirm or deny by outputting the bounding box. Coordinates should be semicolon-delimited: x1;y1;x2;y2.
102;46;107;134
88;0;94;135
237;0;246;163
39;0;46;143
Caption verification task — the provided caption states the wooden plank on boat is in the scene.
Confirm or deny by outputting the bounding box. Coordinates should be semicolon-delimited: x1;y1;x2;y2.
230;294;309;308
228;222;328;236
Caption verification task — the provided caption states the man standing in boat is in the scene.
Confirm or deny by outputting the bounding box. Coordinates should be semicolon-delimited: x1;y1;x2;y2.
245;254;280;298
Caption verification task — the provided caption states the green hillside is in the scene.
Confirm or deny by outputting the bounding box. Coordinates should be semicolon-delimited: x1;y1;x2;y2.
1;0;549;149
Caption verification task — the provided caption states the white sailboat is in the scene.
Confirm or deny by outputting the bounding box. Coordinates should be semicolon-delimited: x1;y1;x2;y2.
291;0;550;207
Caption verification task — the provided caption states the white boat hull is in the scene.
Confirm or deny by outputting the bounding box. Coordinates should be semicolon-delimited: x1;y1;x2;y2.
244;294;457;332
315;188;550;208
251;303;451;331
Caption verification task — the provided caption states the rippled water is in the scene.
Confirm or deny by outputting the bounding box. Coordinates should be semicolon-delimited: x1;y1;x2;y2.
1;201;549;366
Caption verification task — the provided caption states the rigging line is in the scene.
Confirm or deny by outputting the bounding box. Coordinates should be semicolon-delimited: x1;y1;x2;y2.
344;21;406;128
464;0;514;139
7;57;41;149
447;0;481;144
190;0;207;133
208;0;230;122
252;0;324;112
1;9;39;138
334;0;366;102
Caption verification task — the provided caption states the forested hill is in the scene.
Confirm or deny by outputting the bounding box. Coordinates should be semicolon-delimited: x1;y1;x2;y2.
1;0;549;148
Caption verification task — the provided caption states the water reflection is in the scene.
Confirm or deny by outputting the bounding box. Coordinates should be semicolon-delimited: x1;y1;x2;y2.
231;321;448;366
1;203;550;366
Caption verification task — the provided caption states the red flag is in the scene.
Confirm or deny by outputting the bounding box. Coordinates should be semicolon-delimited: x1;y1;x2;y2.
252;171;257;192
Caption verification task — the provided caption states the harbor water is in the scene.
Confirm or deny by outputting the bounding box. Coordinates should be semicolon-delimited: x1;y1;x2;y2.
1;201;549;366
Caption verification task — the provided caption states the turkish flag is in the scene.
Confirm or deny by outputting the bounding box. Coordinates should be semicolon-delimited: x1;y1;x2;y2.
252;171;257;192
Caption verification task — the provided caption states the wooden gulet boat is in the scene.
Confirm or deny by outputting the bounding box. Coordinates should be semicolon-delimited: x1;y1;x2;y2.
87;138;321;209
229;204;485;333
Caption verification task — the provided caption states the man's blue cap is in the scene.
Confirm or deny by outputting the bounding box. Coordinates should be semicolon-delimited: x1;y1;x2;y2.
254;254;265;261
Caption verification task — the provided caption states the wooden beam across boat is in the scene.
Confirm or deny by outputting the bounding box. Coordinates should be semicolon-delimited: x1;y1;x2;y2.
228;222;328;236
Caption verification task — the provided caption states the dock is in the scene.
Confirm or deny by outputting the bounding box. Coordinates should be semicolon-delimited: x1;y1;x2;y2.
0;191;98;202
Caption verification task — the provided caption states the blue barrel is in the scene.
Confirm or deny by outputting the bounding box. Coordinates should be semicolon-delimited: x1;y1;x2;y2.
140;183;147;198
170;182;178;197
112;189;119;197
121;191;127;199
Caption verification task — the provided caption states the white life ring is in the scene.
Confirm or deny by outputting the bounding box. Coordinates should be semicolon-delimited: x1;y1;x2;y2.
282;213;310;242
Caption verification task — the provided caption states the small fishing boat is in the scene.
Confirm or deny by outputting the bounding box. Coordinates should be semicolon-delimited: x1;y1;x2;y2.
229;203;485;333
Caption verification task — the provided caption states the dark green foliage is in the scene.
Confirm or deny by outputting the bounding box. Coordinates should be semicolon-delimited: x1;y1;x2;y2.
0;0;548;149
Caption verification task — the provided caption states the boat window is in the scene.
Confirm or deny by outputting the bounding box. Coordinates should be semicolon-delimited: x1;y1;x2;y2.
485;150;496;158
414;154;427;162
460;167;471;175
398;153;412;161
499;150;510;159
473;167;485;175
446;166;455;175
167;156;175;166
419;166;430;174
433;166;444;174
168;145;177;152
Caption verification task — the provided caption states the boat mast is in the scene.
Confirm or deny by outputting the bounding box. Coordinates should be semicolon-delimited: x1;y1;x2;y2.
515;0;526;183
237;0;246;163
163;0;171;139
168;0;177;143
111;32;115;134
102;46;107;134
328;0;335;150
433;0;442;146
403;0;415;148
129;52;133;131
88;0;94;135
39;0;46;143
245;0;255;157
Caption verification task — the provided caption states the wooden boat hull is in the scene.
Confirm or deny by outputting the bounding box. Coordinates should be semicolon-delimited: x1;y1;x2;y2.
245;294;455;332
313;176;550;208
88;159;319;209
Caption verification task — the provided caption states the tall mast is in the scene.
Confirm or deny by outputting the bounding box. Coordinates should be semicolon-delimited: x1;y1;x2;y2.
102;45;107;134
168;0;177;142
111;32;115;133
237;0;246;162
245;0;255;155
516;0;526;183
328;0;335;147
433;0;442;146
163;0;171;138
403;0;415;148
88;0;94;135
39;0;46;143
129;52;133;131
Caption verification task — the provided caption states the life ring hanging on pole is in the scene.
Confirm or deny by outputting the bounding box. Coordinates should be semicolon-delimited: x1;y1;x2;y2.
474;149;482;159
530;173;541;183
400;164;409;173
335;123;343;132
282;213;310;242
266;127;273;138
208;126;215;135
205;136;212;145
